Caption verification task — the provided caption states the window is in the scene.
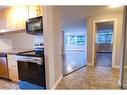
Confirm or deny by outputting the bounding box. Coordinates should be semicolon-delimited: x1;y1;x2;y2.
96;30;113;43
64;32;86;51
66;35;85;46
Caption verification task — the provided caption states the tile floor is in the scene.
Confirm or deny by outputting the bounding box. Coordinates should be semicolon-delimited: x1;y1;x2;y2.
56;66;120;89
58;52;120;89
0;78;19;89
122;68;127;88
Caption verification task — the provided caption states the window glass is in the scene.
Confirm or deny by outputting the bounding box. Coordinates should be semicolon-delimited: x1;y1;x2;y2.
96;30;113;43
66;35;85;46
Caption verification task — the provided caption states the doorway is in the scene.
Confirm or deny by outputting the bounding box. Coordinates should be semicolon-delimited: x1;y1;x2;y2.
61;28;87;76
95;21;114;67
93;20;116;68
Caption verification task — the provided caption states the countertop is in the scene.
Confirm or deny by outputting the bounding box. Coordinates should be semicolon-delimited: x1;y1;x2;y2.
0;48;34;55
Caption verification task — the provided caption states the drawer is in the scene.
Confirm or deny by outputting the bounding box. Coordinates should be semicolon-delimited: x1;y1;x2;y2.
10;73;18;80
9;68;19;79
7;55;16;60
10;73;19;82
8;59;17;68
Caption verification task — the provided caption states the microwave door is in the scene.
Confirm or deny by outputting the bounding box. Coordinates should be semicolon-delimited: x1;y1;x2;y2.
26;16;43;35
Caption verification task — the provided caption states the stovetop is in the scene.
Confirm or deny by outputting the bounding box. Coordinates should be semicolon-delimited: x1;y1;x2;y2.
17;50;44;57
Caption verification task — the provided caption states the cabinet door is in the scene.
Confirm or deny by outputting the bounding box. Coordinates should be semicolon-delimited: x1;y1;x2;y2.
0;57;9;79
28;6;43;18
0;6;43;31
5;7;26;31
7;55;19;82
8;68;19;82
8;59;17;68
5;6;43;31
0;8;7;30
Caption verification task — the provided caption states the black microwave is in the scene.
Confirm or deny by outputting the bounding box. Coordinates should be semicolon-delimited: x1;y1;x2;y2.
26;16;43;35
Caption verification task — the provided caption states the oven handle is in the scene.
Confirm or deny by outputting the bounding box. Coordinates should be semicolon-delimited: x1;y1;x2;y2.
16;56;43;65
37;62;42;65
17;60;42;65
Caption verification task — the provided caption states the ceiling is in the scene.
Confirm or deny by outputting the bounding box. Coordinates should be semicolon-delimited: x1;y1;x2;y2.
59;6;123;29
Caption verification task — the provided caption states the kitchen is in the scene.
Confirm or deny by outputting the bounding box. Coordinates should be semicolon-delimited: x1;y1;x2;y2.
0;6;46;89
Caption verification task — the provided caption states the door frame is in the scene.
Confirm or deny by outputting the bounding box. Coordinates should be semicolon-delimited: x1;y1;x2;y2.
92;19;117;68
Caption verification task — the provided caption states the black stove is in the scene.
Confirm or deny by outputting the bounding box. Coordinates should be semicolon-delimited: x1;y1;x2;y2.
17;49;44;57
16;45;46;89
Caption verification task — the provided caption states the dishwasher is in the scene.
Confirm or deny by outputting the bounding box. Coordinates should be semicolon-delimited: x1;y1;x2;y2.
0;53;9;79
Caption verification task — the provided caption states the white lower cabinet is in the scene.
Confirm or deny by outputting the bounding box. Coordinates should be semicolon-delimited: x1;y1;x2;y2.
7;54;19;82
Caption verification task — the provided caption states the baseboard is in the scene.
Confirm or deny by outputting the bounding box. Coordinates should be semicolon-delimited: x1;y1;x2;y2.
113;65;127;69
112;65;120;69
96;51;112;53
87;63;121;69
118;80;122;87
87;63;94;66
52;75;63;89
123;66;127;69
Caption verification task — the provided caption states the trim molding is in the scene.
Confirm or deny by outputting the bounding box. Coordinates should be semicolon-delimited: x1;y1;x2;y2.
87;62;94;66
87;63;122;69
118;80;122;87
52;75;63;89
113;65;127;69
92;19;117;67
112;65;120;69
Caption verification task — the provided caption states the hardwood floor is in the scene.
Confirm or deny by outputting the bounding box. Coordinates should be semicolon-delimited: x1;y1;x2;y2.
96;52;112;67
56;66;120;89
62;51;87;76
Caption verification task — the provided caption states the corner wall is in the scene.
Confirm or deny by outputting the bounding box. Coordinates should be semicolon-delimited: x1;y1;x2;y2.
86;12;123;67
43;6;62;89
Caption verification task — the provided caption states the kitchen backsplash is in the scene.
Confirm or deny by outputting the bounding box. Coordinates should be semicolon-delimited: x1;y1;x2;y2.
34;35;44;45
0;32;35;49
0;38;12;49
0;33;43;50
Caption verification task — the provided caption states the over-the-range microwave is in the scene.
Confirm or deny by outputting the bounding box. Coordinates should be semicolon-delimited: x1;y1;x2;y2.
26;16;43;35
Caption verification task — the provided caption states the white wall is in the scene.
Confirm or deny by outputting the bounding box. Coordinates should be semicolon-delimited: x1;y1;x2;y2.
34;35;44;44
0;32;35;49
86;12;123;66
43;6;62;89
0;38;12;49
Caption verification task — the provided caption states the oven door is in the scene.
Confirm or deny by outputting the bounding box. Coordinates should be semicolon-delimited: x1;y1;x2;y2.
17;61;46;88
